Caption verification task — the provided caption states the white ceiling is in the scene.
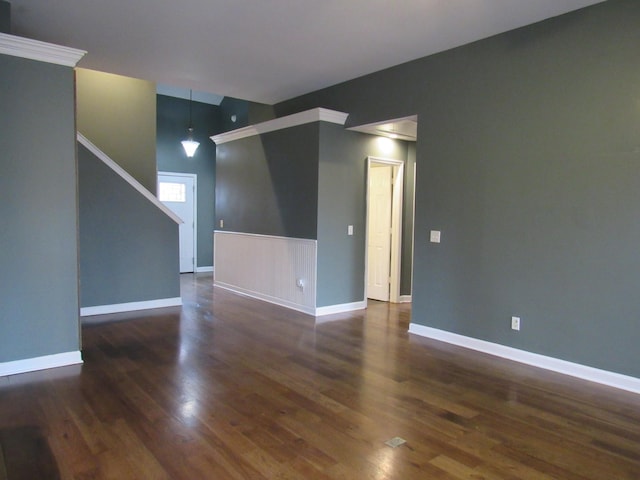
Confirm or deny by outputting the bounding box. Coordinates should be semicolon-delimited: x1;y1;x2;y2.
9;0;603;105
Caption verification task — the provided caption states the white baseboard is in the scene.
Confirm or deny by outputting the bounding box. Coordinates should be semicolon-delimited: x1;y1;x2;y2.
80;297;182;317
409;324;640;395
215;282;368;318
0;351;82;377
398;295;412;303
215;282;315;316
315;301;367;317
196;266;214;273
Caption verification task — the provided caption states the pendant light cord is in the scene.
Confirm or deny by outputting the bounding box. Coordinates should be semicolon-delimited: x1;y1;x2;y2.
181;88;200;157
189;89;193;129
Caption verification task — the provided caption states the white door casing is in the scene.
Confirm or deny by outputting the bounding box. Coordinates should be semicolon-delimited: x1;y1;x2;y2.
365;157;405;303
158;172;196;273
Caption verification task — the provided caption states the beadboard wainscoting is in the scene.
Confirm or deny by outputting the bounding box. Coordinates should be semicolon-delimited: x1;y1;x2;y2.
214;232;317;314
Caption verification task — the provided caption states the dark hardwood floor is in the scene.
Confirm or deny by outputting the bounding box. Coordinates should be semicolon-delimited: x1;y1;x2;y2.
1;273;639;479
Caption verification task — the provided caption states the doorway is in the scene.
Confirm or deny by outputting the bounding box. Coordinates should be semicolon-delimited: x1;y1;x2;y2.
366;157;404;302
158;172;197;273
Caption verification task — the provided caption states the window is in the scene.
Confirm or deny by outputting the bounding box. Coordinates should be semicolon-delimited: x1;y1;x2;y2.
158;182;186;202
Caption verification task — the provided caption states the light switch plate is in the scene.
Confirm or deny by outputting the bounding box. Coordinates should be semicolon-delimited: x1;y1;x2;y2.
348;225;354;236
430;230;441;243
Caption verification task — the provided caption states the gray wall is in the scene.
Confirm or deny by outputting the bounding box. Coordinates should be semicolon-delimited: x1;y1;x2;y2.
216;120;410;308
401;142;416;296
0;0;9;33
0;54;80;362
218;96;249;133
78;144;180;307
218;96;275;133
276;0;640;378
215;123;320;239
317;124;408;307
157;94;218;268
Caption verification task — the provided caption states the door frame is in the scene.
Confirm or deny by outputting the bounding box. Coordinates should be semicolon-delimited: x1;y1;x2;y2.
158;171;197;273
365;156;404;303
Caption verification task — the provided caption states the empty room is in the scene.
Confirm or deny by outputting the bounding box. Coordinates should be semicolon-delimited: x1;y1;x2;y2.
1;0;639;478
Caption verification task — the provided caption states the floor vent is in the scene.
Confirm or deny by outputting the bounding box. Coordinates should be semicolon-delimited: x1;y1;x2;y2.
384;437;407;448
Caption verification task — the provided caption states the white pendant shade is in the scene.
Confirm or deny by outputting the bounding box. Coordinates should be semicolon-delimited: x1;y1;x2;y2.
181;138;199;157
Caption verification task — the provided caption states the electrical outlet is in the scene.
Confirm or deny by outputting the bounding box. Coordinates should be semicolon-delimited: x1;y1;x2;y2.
511;316;521;331
220;219;224;228
296;278;305;290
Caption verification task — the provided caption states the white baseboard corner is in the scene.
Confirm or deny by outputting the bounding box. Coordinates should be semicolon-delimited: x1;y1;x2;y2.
408;324;640;395
398;295;412;303
0;351;82;377
80;297;182;317
315;301;367;318
215;282;316;316
196;266;214;273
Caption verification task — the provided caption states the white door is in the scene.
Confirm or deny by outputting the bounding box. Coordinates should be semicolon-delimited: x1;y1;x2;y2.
158;173;196;273
367;164;392;301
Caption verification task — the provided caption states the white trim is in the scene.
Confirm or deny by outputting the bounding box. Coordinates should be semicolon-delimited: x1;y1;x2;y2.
196;266;214;273
211;108;349;144
315;301;367;317
0;351;82;377
367;156;405;167
0;32;86;66
158;171;198;272
408;161;417;298
214;230;317;245
215;282;367;318
408;324;640;395
347;115;418;142
77;133;183;225
398;295;412;303
215;282;315;316
80;297;182;317
389;161;404;303
365;157;404;303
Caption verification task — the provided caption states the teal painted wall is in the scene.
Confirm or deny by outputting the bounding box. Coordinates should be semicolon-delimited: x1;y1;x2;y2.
0;54;80;362
157;94;218;268
216;120;410;308
215;123;320;239
218;97;275;133
218;97;249;133
317;124;408;307
276;0;640;377
401;142;416;296
78;144;180;307
0;1;10;33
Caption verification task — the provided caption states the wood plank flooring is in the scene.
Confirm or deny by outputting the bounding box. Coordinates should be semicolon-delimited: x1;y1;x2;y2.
1;273;639;479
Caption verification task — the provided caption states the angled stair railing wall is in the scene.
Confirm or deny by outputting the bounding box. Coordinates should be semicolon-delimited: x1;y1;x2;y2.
77;133;183;316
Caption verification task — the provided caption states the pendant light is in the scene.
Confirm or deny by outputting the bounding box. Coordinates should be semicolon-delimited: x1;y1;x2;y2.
181;89;200;157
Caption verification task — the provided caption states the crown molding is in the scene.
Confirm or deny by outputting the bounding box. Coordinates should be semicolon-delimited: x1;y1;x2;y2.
211;108;349;144
0;32;86;67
